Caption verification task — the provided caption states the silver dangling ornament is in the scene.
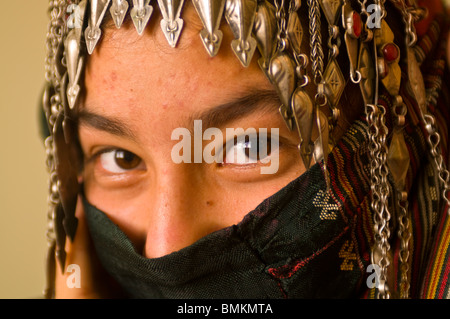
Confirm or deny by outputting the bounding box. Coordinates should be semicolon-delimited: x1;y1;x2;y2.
321;0;345;117
308;0;332;189
110;0;130;29
292;87;315;169
269;52;297;126
64;0;87;110
131;0;154;35
253;1;278;75
342;0;363;84
225;0;258;67
288;0;314;169
192;0;226;57
375;20;401;97
85;0;112;54
357;42;375;106
319;0;342;25
157;0;186;47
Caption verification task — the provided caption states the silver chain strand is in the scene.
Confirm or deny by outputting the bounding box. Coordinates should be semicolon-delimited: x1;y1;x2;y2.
308;0;331;191
389;0;427;47
290;0;310;87
424;116;450;215
325;9;341;146
43;0;68;299
391;97;412;299
394;0;450;216
397;192;411;298
415;2;450;217
366;0;392;299
275;0;288;52
307;0;324;87
368;102;391;299
387;0;427;300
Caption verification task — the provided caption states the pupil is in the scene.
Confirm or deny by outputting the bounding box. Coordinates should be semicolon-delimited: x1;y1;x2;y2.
115;150;140;169
243;135;272;161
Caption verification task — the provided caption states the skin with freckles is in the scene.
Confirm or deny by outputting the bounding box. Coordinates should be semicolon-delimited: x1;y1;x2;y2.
55;4;307;298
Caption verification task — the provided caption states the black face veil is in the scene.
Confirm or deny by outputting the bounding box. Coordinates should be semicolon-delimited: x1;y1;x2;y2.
83;121;370;298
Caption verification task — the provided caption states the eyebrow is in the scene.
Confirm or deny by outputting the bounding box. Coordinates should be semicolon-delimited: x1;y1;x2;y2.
190;88;281;131
77;88;281;140
77;110;138;141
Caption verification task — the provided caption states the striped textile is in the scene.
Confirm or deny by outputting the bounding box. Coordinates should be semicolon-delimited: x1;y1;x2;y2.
333;0;450;298
417;11;450;297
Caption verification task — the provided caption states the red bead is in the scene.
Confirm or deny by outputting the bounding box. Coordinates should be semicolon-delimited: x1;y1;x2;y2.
383;43;399;63
352;11;362;38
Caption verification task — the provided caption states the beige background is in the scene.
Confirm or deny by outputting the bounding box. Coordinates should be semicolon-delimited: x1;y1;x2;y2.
0;1;49;298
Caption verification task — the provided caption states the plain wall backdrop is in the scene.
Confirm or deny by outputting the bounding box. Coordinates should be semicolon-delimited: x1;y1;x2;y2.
0;1;49;298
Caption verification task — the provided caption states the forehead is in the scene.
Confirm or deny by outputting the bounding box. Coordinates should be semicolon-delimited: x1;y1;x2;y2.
82;2;273;129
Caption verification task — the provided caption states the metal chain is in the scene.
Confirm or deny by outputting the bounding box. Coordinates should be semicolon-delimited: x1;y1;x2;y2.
325;11;341;143
326;25;340;60
424;116;450;215
364;0;392;299
357;0;374;44
378;113;392;300
44;136;57;243
307;0;331;191
275;0;288;52
393;0;450;216
43;0;68;299
45;1;66;86
45;0;66;231
290;0;310;88
380;0;387;20
368;102;391;299
389;0;427;47
397;192;411;298
391;98;412;299
307;0;324;87
358;0;370;20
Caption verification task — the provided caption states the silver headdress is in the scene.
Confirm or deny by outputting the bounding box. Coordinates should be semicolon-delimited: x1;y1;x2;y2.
42;0;450;299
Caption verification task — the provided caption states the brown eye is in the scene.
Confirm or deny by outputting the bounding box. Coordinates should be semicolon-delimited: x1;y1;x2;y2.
244;135;272;161
99;149;144;173
115;150;141;170
223;133;273;164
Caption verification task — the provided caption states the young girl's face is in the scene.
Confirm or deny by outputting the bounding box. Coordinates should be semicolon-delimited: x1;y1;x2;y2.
78;4;305;259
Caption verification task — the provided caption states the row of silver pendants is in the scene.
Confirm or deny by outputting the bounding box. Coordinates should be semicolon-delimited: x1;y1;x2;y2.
70;0;272;65
64;0;284;107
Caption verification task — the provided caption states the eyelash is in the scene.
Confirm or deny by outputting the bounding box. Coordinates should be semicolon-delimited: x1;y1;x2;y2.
86;132;284;177
217;133;279;165
88;148;145;174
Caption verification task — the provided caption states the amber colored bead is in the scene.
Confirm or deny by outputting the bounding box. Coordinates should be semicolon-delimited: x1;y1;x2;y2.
352;11;362;38
383;43;399;63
